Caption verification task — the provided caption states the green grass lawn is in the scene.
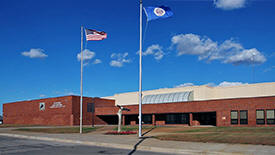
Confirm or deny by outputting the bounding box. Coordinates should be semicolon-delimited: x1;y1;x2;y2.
113;126;155;131
155;127;275;145
0;124;42;128
175;126;275;133
14;127;98;134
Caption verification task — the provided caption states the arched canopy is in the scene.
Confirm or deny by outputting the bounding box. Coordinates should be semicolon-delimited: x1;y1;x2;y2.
142;91;193;104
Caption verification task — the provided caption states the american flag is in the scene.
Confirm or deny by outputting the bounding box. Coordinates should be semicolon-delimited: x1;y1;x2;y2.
85;29;107;41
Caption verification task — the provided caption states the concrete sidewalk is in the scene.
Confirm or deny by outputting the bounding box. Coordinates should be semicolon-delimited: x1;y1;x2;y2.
0;128;275;155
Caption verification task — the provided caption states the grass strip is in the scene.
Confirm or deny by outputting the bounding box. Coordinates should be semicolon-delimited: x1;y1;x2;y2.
156;127;275;145
0;124;42;128
14;127;98;134
175;127;275;133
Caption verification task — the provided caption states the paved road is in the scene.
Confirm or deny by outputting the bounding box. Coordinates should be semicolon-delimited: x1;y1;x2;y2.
0;136;172;155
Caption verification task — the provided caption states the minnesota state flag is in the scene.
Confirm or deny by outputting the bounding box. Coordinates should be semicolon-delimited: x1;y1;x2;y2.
144;6;173;21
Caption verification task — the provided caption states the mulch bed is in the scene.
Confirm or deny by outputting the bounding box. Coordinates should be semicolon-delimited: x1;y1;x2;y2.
105;131;137;135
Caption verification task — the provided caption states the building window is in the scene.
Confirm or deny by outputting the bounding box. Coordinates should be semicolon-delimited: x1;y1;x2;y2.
256;110;265;125
87;103;94;113
166;113;189;124
266;110;275;125
142;114;152;124
240;110;248;125
231;111;238;125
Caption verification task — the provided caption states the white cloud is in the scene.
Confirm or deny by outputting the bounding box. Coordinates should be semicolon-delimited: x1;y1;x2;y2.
217;81;248;87
110;52;131;67
93;59;102;64
174;83;194;88
55;89;77;96
214;0;246;10
21;48;48;58
174;81;248;88
205;83;217;87
143;44;165;60
172;34;218;60
77;49;95;61
171;33;266;65
66;92;76;95
77;49;102;66
39;94;46;98
209;39;243;61
224;48;266;65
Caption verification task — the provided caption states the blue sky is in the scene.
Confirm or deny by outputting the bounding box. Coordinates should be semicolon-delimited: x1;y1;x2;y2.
1;0;275;115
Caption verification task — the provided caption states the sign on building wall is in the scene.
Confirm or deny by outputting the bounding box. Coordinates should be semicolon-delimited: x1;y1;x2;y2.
50;102;65;108
39;102;45;111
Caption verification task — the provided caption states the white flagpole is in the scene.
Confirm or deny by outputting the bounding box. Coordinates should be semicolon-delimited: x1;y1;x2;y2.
80;26;83;134
138;0;143;138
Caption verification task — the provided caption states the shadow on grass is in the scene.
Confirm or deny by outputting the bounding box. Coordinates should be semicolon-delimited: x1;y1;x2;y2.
142;127;156;136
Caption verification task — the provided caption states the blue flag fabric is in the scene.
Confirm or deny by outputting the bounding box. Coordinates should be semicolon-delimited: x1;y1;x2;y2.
144;6;173;21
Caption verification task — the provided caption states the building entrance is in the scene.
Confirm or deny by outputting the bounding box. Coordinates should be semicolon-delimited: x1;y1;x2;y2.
192;112;216;126
97;115;118;125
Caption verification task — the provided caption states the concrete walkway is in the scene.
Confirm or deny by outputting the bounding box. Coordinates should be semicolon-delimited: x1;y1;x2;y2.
0;128;275;155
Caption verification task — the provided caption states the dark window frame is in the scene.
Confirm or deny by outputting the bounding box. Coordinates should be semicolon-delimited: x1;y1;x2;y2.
142;114;152;124
256;109;265;125
231;110;238;125
266;109;275;125
240;110;248;125
87;103;95;113
165;113;189;124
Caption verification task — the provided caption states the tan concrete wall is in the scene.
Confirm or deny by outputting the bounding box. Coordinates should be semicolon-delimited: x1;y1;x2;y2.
211;82;275;100
106;82;275;106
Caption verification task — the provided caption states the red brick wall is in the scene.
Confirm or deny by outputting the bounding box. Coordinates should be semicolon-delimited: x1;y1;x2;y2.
71;96;92;125
3;96;116;126
94;98;117;125
95;96;275;127
71;96;116;125
3;96;74;126
4;95;275;127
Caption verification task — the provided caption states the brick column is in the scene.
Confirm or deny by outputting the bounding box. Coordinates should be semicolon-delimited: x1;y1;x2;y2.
264;109;267;127
189;113;193;126
70;114;74;126
216;111;221;127
122;115;125;126
152;114;155;126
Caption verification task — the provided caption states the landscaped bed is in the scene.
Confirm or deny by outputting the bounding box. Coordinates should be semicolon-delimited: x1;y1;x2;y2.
105;131;137;135
14;127;99;134
112;126;155;132
155;127;275;146
106;126;155;135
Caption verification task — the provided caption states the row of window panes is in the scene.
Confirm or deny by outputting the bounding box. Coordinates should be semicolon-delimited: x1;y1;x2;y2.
231;110;275;125
256;109;275;125
231;110;248;125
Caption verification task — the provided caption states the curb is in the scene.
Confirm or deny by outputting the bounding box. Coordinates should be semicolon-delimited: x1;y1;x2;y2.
0;133;243;155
